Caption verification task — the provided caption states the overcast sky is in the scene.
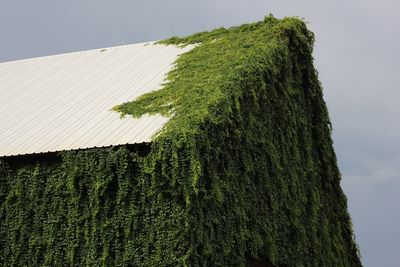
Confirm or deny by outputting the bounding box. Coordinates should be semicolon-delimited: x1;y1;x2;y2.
1;1;399;266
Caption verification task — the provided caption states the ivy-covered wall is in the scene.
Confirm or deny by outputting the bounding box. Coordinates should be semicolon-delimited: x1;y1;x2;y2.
0;16;361;266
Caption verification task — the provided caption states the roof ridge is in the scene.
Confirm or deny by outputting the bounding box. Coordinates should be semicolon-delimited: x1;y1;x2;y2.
0;41;159;65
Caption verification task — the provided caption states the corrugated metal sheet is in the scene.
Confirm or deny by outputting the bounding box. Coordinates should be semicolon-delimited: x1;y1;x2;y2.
0;42;193;157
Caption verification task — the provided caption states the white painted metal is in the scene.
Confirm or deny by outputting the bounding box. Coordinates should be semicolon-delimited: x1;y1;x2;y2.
0;42;193;157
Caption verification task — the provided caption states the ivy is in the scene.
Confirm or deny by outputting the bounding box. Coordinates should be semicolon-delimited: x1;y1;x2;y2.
0;15;361;266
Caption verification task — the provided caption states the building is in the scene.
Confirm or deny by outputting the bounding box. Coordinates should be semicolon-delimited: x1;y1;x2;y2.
0;16;362;266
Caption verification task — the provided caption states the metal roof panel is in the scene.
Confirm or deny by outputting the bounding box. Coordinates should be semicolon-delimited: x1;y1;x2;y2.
0;42;193;157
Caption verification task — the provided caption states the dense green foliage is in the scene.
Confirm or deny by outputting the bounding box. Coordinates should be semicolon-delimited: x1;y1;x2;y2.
0;148;195;266
0;16;361;266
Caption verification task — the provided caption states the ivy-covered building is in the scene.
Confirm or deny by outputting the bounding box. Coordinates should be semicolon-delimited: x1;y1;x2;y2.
0;16;362;266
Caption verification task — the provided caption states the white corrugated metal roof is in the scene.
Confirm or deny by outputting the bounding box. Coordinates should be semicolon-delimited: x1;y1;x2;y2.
0;42;193;157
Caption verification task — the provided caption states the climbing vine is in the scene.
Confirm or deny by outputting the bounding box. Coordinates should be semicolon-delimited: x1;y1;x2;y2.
0;15;361;266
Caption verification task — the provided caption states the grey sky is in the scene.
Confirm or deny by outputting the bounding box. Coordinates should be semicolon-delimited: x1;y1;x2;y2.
1;1;399;266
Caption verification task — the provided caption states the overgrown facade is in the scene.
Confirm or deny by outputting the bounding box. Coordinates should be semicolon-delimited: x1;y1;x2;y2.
0;16;361;266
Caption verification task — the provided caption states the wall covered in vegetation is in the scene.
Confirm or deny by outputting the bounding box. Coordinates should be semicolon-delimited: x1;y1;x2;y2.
0;16;361;266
